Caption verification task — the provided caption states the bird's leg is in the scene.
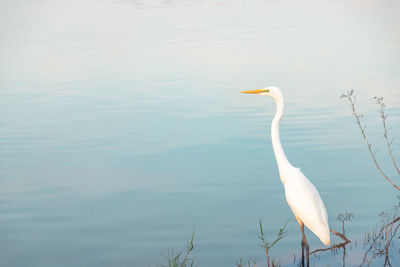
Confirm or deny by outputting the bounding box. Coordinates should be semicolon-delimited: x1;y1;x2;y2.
295;216;305;267
300;223;310;267
295;216;309;267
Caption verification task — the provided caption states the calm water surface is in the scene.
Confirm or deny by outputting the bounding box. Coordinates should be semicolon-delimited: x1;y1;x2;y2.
1;0;400;266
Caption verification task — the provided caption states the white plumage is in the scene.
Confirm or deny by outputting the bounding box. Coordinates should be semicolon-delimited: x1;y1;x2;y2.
241;86;330;247
284;167;330;245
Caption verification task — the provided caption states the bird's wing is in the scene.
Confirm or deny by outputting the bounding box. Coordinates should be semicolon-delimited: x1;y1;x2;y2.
284;167;330;244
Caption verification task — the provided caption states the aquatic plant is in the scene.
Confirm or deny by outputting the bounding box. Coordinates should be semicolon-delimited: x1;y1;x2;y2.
361;198;400;266
257;219;287;267
160;231;196;267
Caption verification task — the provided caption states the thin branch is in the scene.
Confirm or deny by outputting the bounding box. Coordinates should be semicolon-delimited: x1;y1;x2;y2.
309;229;350;255
381;216;400;231
341;91;400;191
375;96;400;176
361;213;400;266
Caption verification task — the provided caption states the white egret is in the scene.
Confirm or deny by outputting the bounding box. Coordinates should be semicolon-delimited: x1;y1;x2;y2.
241;87;330;265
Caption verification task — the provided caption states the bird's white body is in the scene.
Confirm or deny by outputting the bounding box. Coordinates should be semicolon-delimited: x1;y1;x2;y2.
242;86;330;246
283;166;330;245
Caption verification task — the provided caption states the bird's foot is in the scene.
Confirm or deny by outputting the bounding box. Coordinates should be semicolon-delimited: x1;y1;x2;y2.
305;243;310;267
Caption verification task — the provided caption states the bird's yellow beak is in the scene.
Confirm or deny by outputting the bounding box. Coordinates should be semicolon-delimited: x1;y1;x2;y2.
240;89;269;94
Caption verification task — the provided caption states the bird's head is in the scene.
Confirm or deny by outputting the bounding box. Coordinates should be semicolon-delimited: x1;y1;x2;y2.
241;86;282;102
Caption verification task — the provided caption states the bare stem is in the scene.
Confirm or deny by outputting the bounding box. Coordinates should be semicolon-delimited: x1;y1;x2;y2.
381;216;400;230
341;91;400;191
361;203;400;267
309;229;350;255
375;96;400;176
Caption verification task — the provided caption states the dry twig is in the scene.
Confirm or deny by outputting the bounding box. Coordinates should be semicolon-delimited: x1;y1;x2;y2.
374;96;400;176
341;90;400;191
361;201;400;267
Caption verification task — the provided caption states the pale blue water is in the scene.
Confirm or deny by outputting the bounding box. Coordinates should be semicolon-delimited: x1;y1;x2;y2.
1;0;400;266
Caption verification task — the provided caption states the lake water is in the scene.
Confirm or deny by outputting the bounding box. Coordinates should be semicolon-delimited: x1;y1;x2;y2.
1;0;400;266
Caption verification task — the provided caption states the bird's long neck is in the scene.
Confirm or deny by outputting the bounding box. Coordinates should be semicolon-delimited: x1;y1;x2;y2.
271;96;291;183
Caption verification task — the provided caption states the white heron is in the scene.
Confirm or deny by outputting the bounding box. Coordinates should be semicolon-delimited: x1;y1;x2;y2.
241;87;330;265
